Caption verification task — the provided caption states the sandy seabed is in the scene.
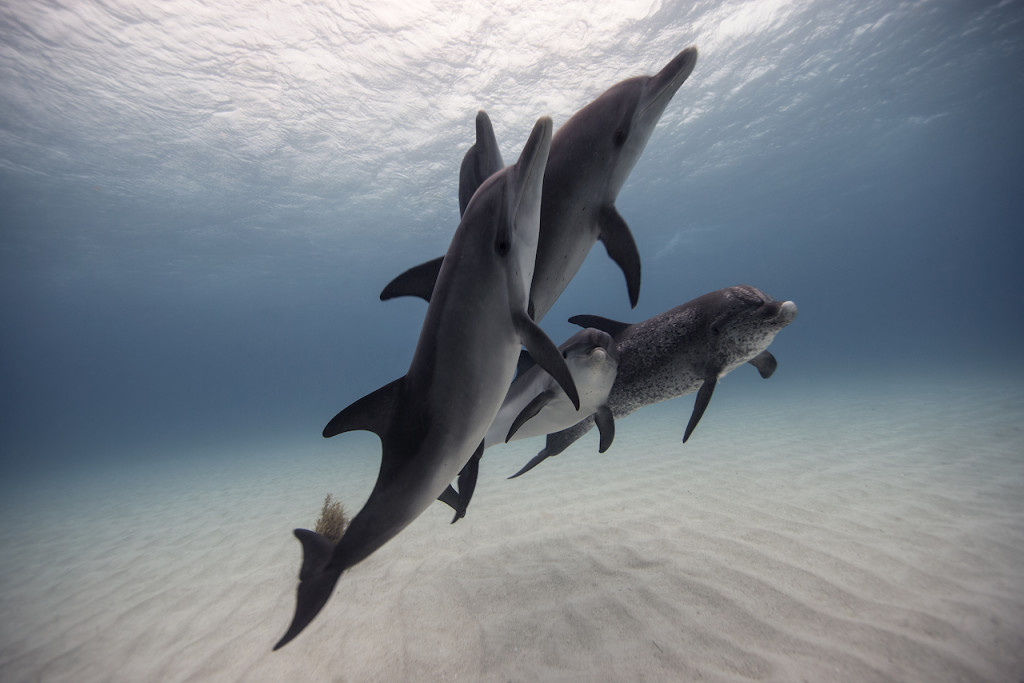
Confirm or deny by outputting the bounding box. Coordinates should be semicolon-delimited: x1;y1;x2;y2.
1;373;1022;682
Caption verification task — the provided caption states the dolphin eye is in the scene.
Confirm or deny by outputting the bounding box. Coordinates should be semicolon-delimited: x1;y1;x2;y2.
562;350;569;358
613;127;628;147
495;239;510;256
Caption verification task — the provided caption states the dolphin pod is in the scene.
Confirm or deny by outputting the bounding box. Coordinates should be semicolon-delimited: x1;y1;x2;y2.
274;117;577;650
277;47;800;650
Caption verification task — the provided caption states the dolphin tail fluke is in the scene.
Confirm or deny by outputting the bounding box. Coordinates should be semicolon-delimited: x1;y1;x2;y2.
683;374;718;443
273;530;343;651
598;206;641;308
323;377;403;439
595;405;615;453
506;389;556;442
748;350;778;378
380;257;443;302
515;312;580;410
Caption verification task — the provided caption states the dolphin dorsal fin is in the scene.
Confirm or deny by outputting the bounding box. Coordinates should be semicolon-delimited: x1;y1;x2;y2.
322;377;403;439
380;257;443;302
459;110;505;216
568;315;631;338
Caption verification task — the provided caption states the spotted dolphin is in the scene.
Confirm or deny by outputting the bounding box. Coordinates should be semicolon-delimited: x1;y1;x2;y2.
274;117;578;650
511;285;797;478
380;47;699;320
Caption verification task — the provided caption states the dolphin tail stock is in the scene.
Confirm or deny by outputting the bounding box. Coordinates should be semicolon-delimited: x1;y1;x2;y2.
748;350;778;378
273;529;343;650
682;373;718;443
514;312;580;410
598;206;641;308
379;257;443;303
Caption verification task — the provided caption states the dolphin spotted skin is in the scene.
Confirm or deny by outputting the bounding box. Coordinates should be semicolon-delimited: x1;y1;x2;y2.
380;47;699;320
274;117;579;650
510;285;797;478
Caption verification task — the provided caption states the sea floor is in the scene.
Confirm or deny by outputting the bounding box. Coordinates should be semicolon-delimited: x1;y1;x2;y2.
1;370;1022;682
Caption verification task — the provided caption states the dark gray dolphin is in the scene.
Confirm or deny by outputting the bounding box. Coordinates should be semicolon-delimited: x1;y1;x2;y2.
380;47;699;320
510;285;797;478
274;116;579;650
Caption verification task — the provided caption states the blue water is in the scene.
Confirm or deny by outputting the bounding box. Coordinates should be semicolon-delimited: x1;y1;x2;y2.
1;2;1022;479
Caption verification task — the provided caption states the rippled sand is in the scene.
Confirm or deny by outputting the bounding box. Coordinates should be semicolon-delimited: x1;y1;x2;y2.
2;374;1022;681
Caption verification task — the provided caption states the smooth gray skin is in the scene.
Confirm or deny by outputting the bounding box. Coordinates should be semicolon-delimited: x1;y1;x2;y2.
438;327;619;521
275;117;580;650
381;47;699;320
510;285;797;478
485;328;618;449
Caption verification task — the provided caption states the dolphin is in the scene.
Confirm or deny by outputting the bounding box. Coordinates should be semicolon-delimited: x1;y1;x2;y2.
486;327;619;449
438;327;619;522
275;116;579;650
510;285;797;478
380;47;699;321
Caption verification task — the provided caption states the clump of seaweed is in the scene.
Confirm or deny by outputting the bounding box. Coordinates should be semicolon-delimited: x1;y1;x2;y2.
314;493;348;543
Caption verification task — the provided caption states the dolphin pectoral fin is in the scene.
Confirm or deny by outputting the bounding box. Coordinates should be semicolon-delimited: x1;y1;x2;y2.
506;389;557;442
509;418;594;479
748;350;778;379
515;312;580;410
323;377;403;438
438;485;461;512
568;315;631;338
450;441;484;524
380;257;444;302
683;374;718;443
594;405;615;453
598;205;641;308
273;531;344;650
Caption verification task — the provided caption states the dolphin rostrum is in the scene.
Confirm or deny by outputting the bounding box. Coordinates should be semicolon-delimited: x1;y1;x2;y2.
511;285;797;478
380;47;699;321
274;116;579;650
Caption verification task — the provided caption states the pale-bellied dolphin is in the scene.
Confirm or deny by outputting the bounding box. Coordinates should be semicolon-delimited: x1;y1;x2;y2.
438;327;619;522
511;285;797;478
380;47;699;320
274;116;579;650
486;327;618;449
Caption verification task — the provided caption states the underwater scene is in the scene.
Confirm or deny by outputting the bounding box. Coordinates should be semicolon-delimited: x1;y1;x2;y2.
1;0;1022;680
